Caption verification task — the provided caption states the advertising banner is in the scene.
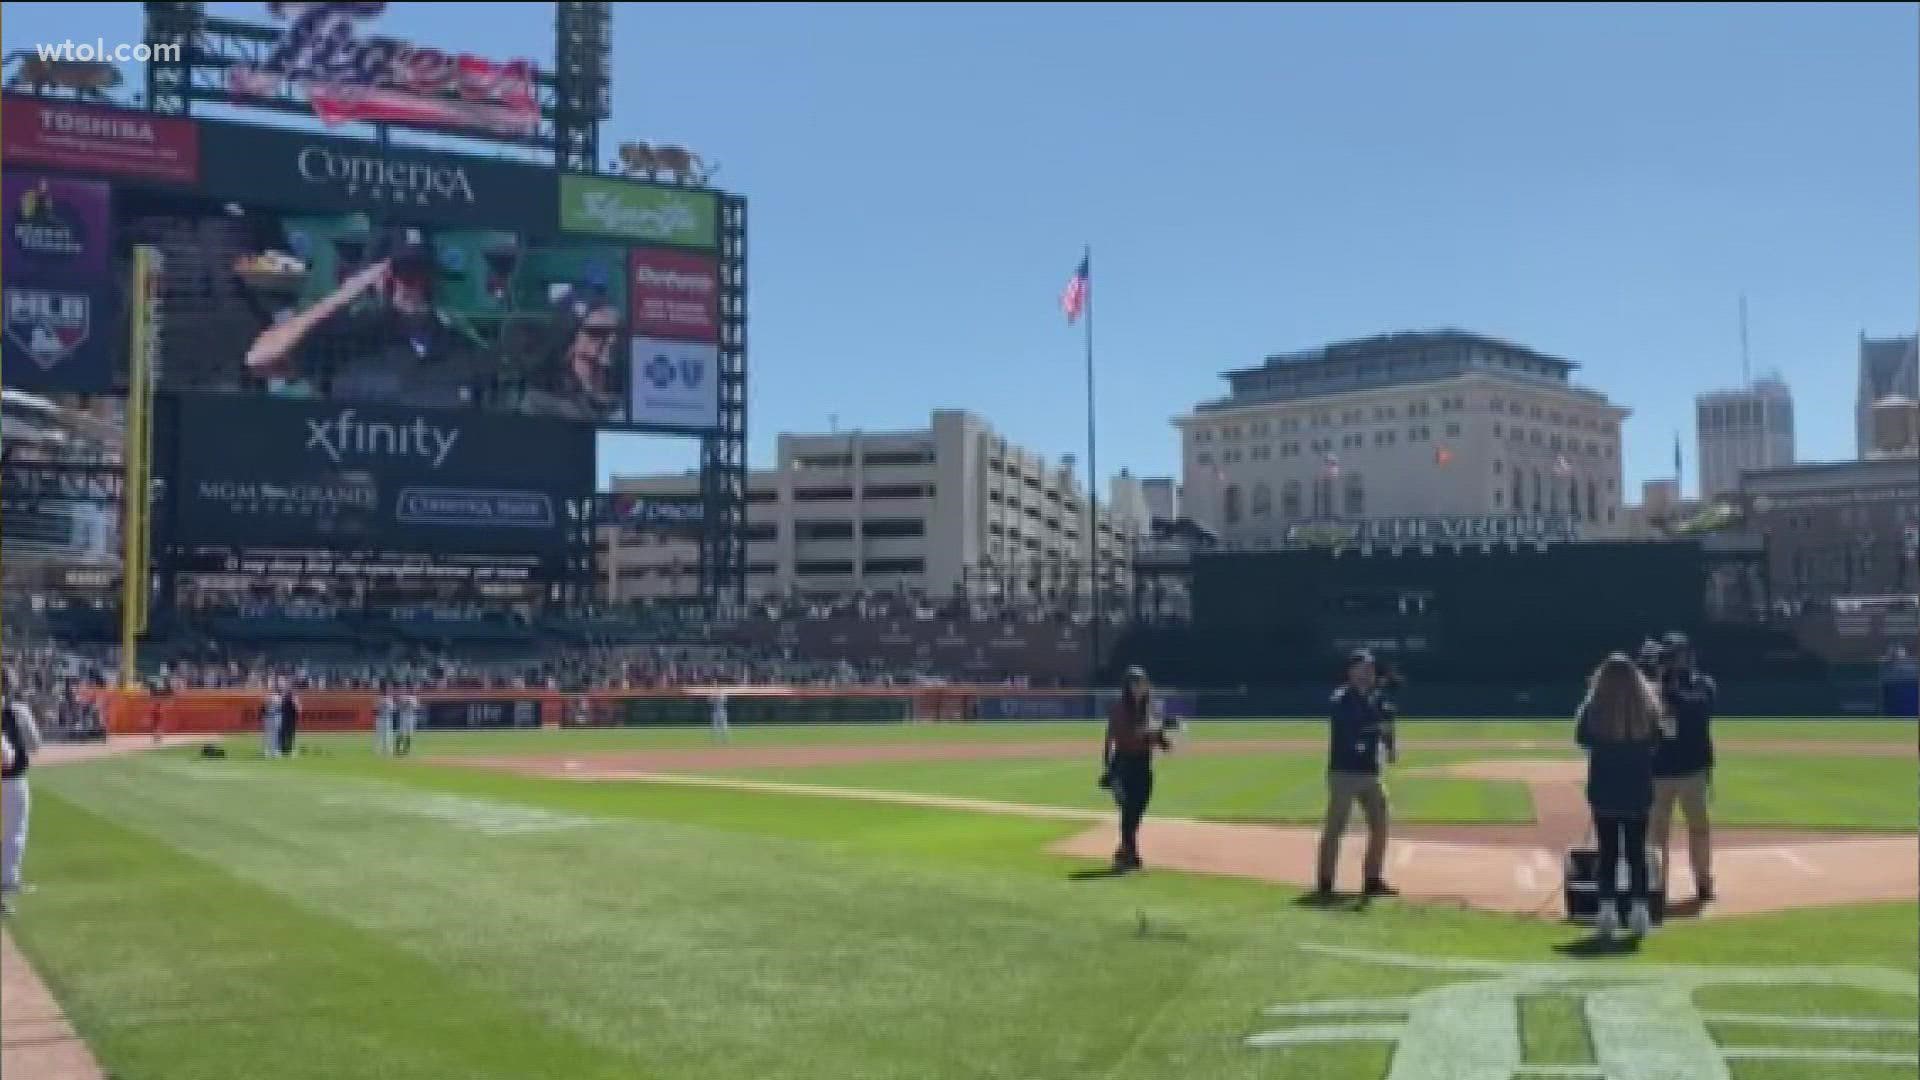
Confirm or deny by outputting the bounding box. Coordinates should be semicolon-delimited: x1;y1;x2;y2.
3;173;111;284
559;175;717;249
172;396;591;564
197;120;556;232
422;697;544;731
2;283;116;393
629;248;720;342
602;493;706;529
226;3;540;138
1;97;199;184
629;337;720;431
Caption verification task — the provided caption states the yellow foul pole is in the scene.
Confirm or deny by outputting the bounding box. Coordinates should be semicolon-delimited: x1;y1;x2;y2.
119;246;160;689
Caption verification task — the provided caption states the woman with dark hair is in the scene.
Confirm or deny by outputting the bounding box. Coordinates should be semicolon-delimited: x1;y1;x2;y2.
517;287;621;421
1576;652;1670;940
1100;666;1173;872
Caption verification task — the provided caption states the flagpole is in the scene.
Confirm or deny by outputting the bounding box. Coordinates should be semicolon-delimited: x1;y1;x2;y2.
1082;244;1102;688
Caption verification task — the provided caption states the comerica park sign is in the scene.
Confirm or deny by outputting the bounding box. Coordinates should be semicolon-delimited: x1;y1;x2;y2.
1285;515;1580;547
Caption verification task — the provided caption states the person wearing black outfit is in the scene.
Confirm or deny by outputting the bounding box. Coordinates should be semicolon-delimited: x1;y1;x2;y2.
244;229;484;409
1650;632;1718;904
273;682;301;760
2;670;43;915
1313;651;1397;900
1100;666;1174;872
1575;652;1669;940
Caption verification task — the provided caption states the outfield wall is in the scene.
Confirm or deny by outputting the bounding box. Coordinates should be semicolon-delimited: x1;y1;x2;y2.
80;681;1908;736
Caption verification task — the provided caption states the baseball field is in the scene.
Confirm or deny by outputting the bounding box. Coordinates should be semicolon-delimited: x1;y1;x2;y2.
6;718;1916;1079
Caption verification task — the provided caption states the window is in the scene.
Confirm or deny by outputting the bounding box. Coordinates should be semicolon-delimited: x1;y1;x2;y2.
1374;430;1397;447
1193;429;1214;443
1493;423;1503;438
1530;406;1542;420
863;557;926;575
863;518;925;539
1494;490;1505;508
1252;421;1271;436
1252;444;1272;461
1312;412;1331;427
1373;406;1395;421
1532;471;1543;513
1344;433;1364;450
795;560;855;575
747;562;777;575
1445;423;1461;438
745;523;778;542
1223;448;1242;463
794;520;855;541
795;486;854;502
795;453;853;469
1490;397;1504;411
1196;452;1213;465
1252;483;1273;517
1282;480;1302;518
1342;409;1364;424
1223;485;1244;525
861;449;935;467
1586;480;1598;522
1530;430;1543;446
1343;473;1365;516
1494;460;1504;475
1312;477;1334;518
747;490;778;504
863;483;935;499
1550;435;1563;451
1224;425;1244;441
1549;411;1563;425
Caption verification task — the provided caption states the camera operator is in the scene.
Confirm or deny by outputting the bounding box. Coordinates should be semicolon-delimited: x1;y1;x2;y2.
1373;661;1403;767
1650;632;1718;904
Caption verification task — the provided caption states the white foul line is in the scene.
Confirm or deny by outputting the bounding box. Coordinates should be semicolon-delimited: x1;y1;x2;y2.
1771;847;1821;876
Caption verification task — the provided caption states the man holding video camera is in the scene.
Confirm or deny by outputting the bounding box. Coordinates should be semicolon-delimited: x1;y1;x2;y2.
1650;632;1718;904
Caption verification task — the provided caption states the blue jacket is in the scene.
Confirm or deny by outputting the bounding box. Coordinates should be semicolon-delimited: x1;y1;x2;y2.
1576;704;1658;818
1328;686;1385;775
1654;669;1717;777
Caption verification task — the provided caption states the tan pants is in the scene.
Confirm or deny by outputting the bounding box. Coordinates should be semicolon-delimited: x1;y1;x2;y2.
1650;771;1712;889
1317;770;1389;887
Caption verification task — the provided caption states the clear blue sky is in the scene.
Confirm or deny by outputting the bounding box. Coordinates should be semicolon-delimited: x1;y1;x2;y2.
6;2;1915;498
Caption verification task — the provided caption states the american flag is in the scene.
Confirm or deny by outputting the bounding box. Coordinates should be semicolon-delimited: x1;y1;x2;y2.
1061;256;1089;324
1433;446;1454;467
1322;454;1341;478
1553;454;1572;476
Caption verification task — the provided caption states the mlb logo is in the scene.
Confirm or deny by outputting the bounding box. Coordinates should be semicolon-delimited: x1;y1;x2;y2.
4;288;90;371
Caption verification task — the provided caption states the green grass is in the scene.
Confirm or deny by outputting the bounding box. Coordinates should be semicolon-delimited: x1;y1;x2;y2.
8;730;1917;1080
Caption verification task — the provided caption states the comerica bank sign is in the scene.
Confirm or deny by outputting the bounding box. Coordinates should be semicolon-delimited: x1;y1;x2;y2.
1285;514;1580;546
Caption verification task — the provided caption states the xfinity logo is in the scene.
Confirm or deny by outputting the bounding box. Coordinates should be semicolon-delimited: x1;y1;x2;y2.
632;267;713;292
304;410;460;468
296;146;476;207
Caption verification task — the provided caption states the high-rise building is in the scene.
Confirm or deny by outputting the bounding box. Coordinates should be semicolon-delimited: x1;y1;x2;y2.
1695;378;1794;502
1172;330;1629;547
601;409;1139;602
1858;334;1919;458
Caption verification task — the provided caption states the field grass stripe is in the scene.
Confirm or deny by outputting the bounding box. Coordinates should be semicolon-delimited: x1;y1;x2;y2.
1702;1013;1920;1034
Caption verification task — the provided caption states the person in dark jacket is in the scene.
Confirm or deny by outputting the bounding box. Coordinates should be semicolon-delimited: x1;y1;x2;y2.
1575;652;1670;940
1100;666;1173;872
1650;632;1718;903
1313;651;1396;900
272;681;301;759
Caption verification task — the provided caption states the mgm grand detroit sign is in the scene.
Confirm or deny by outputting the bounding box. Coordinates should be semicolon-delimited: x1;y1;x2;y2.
1283;514;1580;549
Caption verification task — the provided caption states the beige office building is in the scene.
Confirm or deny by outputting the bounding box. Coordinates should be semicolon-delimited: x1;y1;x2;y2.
1174;331;1630;548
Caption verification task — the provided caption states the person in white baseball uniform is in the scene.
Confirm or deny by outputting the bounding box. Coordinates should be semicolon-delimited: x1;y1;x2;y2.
710;692;730;743
396;691;420;756
3;670;43;916
373;687;397;756
261;683;283;759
